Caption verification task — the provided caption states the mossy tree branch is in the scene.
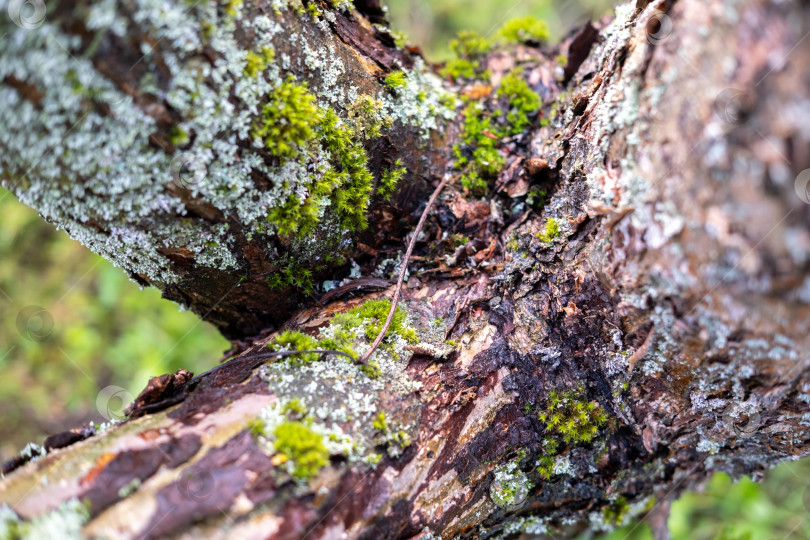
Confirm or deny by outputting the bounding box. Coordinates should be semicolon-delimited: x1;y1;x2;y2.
2;0;810;539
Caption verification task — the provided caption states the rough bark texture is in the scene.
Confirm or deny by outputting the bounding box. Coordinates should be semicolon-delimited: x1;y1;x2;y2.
2;0;810;539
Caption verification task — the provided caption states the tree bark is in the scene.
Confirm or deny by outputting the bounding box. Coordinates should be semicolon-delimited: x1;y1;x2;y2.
2;0;810;539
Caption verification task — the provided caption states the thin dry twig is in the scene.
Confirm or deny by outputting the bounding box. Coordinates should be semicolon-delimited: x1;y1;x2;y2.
359;173;452;364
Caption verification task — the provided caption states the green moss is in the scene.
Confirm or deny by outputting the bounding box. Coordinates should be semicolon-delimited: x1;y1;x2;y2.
244;46;276;77
267;263;314;294
602;497;630;526
358;361;381;378
169;126;189;147
537;384;608;444
537;217;561;243
305;2;322;19
441;31;492;81
450;30;493;57
498;16;549;44
536;455;555;480
526;188;546;208
378;160;406;199
223;0;242;17
453;102;505;196
440;59;479;80
318;108;374;230
497;68;541;135
273;421;330;480
251;77;321;158
283;398;308;418
246;417;266;438
490;462;532;508
347;298;419;347
384;71;408;90
269;330;321;363
372;411;388;431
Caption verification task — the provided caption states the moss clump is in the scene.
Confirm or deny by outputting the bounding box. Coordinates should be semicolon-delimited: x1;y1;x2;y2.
252;84;378;236
372;411;387;431
318;108;374;230
244;47;275;77
451;30;493;57
441;30;492;81
602;497;631;526
251;77;320;158
498;16;549;44
537;384;608;444
497;68;541;135
526;188;546;208
169;126;189;147
490;461;532;508
347;95;391;140
283;398;308;418
378;160;406;199
347;298;419;347
537;217;560;243
273;421;329;480
269;330;321;363
384;71;408;90
267;263;314;294
453;102;505;195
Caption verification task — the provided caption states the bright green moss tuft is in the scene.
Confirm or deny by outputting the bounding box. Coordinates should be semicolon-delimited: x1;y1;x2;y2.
498;16;549;44
347;298;419;347
244;47;276;78
450;30;493;57
453;102;505;196
372;411;388;431
267;263;314;294
384;71;408;90
536;455;555;480
169;126;189;147
537;384;608;444
273;421;330;480
251;77;321;158
441;30;492;81
318;108;374;230
441;59;479;80
497;68;541;135
379;160;406;199
602;497;631;526
224;0;242;17
269;330;321;363
537;217;560;243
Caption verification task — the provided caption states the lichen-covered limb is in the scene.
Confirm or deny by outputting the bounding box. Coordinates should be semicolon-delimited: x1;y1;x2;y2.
3;0;810;538
0;0;453;338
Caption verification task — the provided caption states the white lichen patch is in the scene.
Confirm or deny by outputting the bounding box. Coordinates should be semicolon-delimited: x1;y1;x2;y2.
0;499;89;540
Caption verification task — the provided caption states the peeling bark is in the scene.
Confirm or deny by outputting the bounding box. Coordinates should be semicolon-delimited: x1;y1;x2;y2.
2;0;810;539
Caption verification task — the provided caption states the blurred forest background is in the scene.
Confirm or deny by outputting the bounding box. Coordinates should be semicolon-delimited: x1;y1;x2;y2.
1;0;809;538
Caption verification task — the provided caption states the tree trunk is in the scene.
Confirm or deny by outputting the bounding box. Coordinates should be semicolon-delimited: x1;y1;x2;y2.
2;0;810;538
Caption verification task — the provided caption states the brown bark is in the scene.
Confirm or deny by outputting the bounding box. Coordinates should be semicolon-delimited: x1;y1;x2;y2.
2;0;810;538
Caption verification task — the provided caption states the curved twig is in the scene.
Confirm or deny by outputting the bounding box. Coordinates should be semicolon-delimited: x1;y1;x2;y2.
358;173;452;364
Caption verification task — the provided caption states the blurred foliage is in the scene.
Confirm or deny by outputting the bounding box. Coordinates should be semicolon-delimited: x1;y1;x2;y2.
0;188;228;461
589;462;810;540
1;2;809;539
386;0;615;61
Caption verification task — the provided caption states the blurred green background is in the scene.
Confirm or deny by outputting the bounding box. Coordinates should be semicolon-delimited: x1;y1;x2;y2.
1;0;810;538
